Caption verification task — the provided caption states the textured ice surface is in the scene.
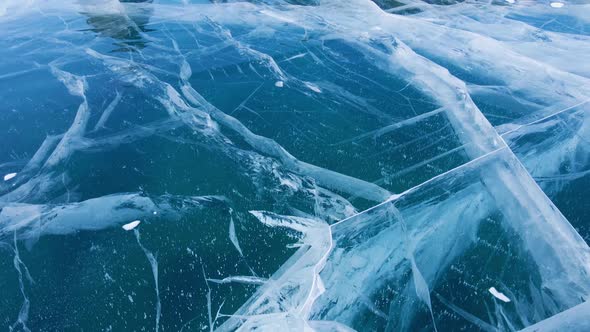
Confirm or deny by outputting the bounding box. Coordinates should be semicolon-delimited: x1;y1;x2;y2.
1;0;589;331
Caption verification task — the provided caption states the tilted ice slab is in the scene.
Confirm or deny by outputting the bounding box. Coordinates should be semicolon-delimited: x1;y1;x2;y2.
504;101;590;242
210;1;590;330
310;149;590;331
406;1;590;79
388;0;590;244
220;148;590;331
519;301;590;332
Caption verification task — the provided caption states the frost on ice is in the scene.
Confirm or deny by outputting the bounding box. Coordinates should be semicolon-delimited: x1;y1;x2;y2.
1;0;590;331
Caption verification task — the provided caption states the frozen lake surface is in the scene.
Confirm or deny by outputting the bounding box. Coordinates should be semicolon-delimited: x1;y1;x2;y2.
1;0;590;331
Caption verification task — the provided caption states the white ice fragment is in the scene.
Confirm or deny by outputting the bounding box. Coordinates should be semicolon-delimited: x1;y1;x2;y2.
550;2;564;7
275;81;284;88
488;287;511;302
122;220;141;231
4;173;17;181
505;0;515;3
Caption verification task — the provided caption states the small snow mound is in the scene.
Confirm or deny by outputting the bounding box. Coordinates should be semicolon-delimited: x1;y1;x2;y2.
550;2;564;8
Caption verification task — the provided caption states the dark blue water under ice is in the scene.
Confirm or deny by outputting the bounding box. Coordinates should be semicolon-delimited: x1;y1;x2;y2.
1;0;590;331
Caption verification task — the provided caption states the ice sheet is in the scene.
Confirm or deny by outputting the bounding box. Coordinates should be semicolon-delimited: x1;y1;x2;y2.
1;0;589;330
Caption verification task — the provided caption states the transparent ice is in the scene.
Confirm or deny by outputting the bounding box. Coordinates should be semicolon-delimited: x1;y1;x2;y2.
0;0;589;331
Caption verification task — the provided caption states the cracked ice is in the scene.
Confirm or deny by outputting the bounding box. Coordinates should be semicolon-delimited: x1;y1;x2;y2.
1;0;590;331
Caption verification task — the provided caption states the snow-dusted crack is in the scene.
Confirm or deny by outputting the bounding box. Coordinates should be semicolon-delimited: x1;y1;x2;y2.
133;228;161;332
84;44;392;203
9;232;33;332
